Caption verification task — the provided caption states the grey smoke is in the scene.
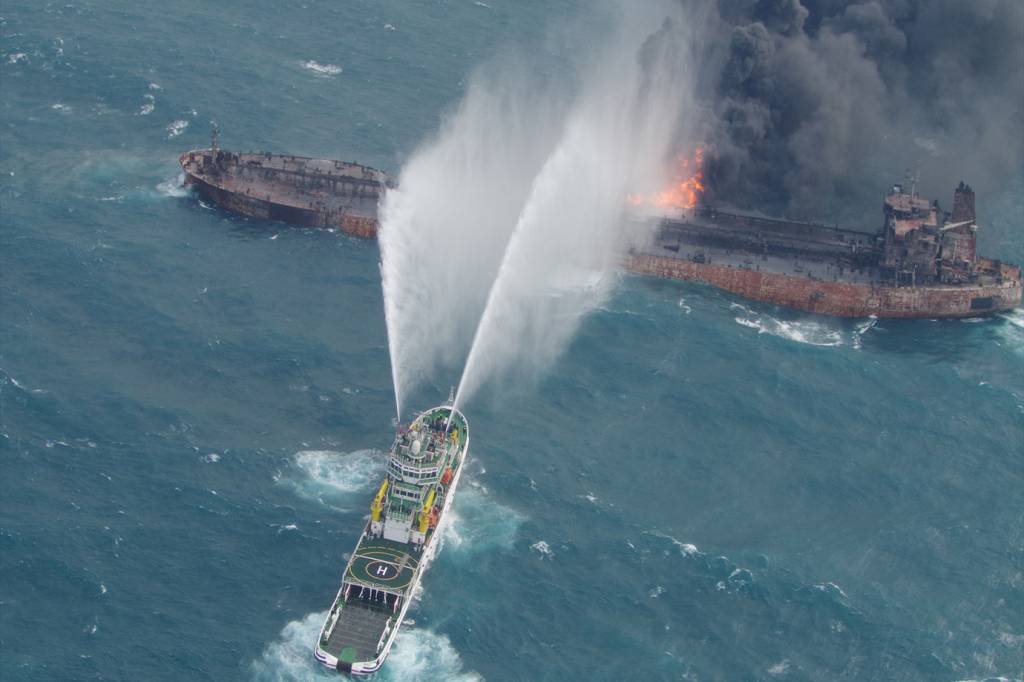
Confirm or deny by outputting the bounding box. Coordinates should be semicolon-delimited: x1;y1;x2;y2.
695;0;1024;223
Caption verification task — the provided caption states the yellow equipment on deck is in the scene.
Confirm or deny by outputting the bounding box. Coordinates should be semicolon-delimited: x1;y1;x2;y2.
370;479;389;522
417;489;437;533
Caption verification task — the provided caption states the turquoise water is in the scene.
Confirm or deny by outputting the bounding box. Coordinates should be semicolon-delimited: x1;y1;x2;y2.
2;2;1023;681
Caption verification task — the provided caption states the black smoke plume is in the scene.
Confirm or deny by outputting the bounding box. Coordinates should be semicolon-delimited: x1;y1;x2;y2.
692;0;1023;224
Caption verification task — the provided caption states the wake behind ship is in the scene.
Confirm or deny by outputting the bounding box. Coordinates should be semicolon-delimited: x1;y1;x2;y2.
314;405;469;675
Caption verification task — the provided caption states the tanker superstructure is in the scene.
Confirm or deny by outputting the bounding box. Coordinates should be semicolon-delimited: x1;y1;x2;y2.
314;405;469;675
178;145;1021;318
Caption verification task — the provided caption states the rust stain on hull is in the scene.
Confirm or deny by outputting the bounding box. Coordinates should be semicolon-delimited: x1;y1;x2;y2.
624;254;1022;318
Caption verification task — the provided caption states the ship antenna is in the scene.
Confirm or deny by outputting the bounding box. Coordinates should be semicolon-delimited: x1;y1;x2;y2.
445;386;454;406
211;121;220;153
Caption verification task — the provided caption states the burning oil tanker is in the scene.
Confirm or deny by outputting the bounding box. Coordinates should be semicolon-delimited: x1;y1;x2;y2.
179;140;1021;318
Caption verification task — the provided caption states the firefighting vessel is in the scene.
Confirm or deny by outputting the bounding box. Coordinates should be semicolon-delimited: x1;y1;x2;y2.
313;404;469;675
178;138;1021;318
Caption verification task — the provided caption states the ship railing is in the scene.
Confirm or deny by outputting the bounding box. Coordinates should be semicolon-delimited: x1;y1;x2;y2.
376;618;394;654
322;601;343;642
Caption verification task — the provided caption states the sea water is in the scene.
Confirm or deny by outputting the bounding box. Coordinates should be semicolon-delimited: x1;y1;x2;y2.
2;2;1022;680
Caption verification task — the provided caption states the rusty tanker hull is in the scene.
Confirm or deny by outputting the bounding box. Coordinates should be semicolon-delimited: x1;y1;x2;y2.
180;148;391;238
625;253;1021;318
178;150;1021;318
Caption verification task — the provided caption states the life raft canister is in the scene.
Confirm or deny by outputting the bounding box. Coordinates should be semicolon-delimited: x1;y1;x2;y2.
441;468;453;485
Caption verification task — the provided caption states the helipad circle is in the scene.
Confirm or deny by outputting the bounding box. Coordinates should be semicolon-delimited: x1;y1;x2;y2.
366;560;399;581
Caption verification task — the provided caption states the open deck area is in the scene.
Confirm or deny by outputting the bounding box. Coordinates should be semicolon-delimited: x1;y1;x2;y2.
321;601;393;663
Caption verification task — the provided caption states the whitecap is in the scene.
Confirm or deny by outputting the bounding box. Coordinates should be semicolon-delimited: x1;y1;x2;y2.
997;631;1024;647
733;308;844;347
851;316;876;349
7;52;27;64
51;103;72;113
203;453;220;463
767;659;790;676
137;93;155;116
530;540;554;559
648;585;665;598
301;60;342;76
165;119;189;138
813;582;848;600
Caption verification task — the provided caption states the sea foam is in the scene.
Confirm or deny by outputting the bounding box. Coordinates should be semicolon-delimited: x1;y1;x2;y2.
288;449;386;501
440;484;524;556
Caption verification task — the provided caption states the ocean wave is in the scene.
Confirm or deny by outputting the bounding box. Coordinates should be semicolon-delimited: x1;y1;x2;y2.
155;173;188;198
251;611;334;681
165;119;189;138
380;628;482;682
530;540;554;559
813;582;849;601
301;60;342;76
251;611;481;681
286;449;386;502
730;304;877;348
996;308;1024;353
851;316;877;349
644;530;700;557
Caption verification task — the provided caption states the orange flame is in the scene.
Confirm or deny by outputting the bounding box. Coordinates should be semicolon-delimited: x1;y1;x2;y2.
627;146;706;210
